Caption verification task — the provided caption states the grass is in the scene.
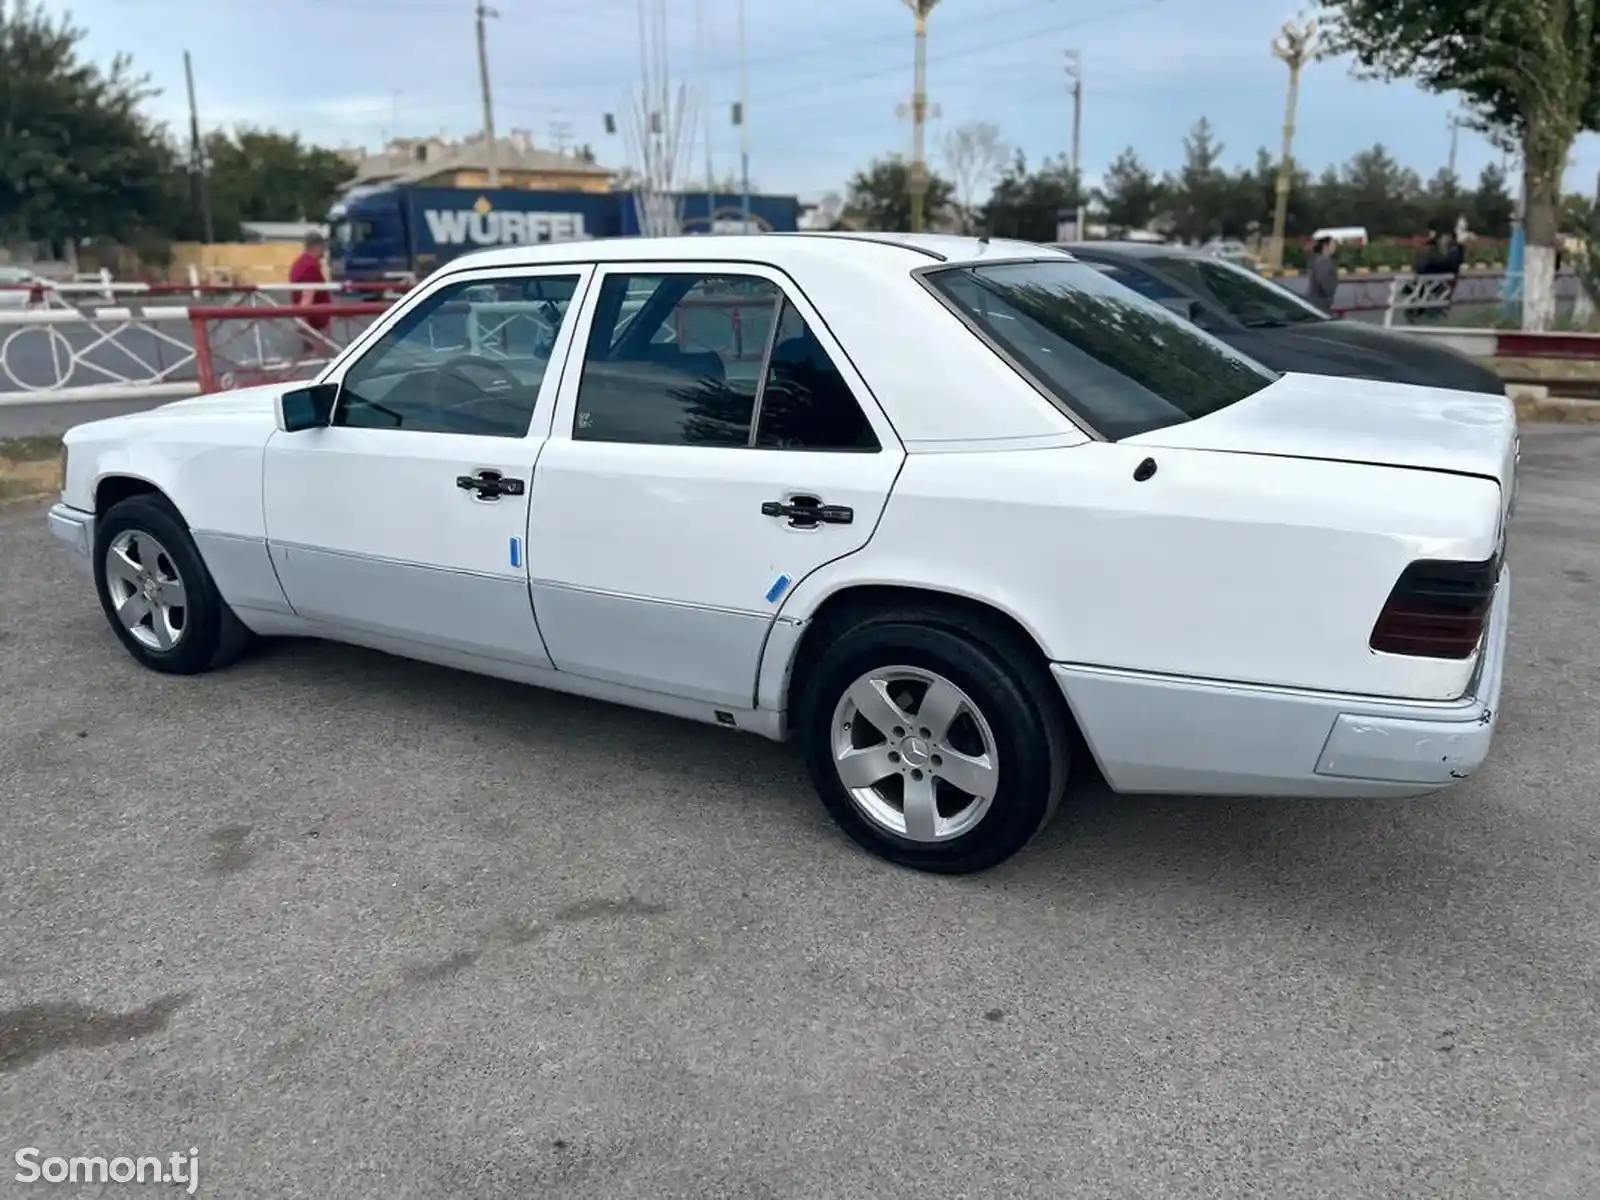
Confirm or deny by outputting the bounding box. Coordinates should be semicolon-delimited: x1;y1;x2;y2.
0;436;63;503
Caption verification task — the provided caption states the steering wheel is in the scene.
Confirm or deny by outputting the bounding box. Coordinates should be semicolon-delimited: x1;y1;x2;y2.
436;353;523;394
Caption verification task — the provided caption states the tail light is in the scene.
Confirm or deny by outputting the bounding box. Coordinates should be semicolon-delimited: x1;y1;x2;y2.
1369;556;1500;659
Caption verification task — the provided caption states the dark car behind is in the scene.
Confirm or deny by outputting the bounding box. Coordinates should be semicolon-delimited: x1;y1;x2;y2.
1054;242;1507;396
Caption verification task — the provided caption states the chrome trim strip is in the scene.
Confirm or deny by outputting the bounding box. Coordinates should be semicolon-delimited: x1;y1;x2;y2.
530;576;767;620
269;539;512;583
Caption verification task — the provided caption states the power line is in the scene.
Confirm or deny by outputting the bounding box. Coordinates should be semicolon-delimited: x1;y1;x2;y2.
488;0;1164;107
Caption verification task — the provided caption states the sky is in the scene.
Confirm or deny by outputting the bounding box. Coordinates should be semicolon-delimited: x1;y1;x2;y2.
60;0;1600;204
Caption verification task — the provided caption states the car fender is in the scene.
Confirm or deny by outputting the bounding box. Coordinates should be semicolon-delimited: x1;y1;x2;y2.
63;391;281;541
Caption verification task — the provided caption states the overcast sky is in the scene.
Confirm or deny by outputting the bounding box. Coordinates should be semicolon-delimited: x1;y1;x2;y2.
65;0;1600;203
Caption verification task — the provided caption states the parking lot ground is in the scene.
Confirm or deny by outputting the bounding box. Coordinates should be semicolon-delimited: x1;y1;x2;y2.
3;427;1599;1200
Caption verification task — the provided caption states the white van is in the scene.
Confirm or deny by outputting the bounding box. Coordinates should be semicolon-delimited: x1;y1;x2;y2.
1311;226;1369;247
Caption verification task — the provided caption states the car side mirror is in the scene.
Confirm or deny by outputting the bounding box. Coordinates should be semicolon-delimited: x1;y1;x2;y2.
276;382;338;432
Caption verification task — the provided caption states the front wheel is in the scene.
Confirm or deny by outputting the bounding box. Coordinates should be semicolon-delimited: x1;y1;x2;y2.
797;616;1069;874
92;493;254;675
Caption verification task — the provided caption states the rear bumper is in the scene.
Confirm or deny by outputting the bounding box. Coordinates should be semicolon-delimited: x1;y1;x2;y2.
1052;569;1511;798
47;502;95;577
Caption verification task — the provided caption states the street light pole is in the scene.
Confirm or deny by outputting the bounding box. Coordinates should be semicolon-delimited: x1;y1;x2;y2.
1063;49;1083;241
1267;15;1321;273
902;0;940;233
737;0;750;231
475;0;501;187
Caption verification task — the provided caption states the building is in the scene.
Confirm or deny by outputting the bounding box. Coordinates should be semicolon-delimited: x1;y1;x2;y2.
341;129;614;195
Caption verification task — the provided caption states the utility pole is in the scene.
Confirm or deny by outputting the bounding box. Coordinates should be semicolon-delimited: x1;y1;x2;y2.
1447;113;1463;177
182;50;214;244
1267;16;1322;273
1064;49;1083;240
737;0;751;230
902;0;941;233
475;0;500;187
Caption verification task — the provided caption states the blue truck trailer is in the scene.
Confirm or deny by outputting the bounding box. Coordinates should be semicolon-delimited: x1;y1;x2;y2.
328;185;801;282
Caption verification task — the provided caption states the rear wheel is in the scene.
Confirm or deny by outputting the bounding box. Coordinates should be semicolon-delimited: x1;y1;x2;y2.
92;494;254;675
797;614;1069;874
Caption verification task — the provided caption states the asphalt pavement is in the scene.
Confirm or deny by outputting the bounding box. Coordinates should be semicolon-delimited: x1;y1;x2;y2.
2;426;1598;1198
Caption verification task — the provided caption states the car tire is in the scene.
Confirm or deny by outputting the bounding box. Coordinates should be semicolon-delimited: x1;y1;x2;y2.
92;493;254;675
797;610;1070;874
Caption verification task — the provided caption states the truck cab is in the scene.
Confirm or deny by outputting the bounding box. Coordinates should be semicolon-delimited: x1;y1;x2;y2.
329;186;419;284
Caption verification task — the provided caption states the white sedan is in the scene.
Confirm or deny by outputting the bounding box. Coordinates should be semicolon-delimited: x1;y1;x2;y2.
47;233;1517;874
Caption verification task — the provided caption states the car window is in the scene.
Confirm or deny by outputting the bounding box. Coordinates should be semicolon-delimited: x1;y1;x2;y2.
1152;256;1328;328
923;259;1277;441
337;273;580;437
754;300;879;451
1079;260;1184;302
572;272;774;446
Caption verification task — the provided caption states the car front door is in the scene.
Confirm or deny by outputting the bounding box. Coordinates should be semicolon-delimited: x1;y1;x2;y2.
262;264;592;665
525;263;905;710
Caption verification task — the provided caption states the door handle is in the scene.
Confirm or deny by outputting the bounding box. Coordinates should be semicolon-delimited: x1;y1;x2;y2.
456;469;525;500
761;496;853;528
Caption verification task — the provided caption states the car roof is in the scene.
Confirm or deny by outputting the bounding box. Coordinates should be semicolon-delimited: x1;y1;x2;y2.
1053;240;1199;261
441;231;1074;277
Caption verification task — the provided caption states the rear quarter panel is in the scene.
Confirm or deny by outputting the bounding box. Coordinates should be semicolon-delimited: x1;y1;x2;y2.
777;441;1503;702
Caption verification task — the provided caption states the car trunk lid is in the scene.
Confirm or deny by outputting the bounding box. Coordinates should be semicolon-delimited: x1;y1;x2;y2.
1124;371;1518;495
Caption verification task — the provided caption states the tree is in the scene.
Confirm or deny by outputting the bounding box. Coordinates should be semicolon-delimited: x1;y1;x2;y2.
979;152;1082;242
1341;144;1422;236
1095;148;1165;233
841;156;954;232
1471;161;1515;238
940;121;1009;233
193;127;356;241
0;0;180;259
1317;0;1600;328
1164;118;1231;242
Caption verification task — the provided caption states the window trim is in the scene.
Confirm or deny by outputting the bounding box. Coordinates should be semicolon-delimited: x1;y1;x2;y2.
553;262;898;455
315;263;596;441
912;256;1277;443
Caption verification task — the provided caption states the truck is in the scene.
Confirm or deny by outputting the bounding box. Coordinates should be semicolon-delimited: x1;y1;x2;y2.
327;185;802;283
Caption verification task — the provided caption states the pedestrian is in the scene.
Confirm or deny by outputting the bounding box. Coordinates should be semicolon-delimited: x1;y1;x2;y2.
1408;221;1458;322
288;231;333;364
1307;236;1340;313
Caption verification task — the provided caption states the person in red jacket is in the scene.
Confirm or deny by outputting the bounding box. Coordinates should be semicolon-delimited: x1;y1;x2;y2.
288;231;332;360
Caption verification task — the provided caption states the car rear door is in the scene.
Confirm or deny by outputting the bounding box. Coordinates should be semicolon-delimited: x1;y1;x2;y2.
525;262;905;710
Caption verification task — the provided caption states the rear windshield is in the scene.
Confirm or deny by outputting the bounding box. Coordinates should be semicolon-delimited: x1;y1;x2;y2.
1151;255;1330;328
922;259;1278;440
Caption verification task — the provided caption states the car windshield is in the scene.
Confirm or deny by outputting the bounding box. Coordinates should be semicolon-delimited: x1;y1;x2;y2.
923;259;1278;441
1151;255;1330;328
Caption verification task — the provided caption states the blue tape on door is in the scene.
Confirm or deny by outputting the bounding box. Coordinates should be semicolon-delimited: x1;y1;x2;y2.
509;536;523;568
765;574;791;604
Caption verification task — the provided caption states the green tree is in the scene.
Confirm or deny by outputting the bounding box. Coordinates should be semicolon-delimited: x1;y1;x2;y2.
1341;144;1423;236
196;127;356;241
1317;0;1600;328
1163;118;1231;242
841;156;954;232
0;0;180;258
1470;161;1515;237
979;152;1082;242
1095;147;1165;233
